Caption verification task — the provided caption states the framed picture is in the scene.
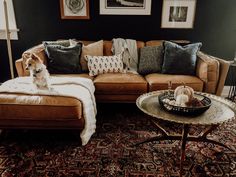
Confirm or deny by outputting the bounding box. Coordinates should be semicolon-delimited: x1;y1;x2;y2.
161;0;197;28
100;0;152;15
60;0;90;19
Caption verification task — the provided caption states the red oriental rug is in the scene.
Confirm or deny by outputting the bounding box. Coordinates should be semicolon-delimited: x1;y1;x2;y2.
0;104;235;176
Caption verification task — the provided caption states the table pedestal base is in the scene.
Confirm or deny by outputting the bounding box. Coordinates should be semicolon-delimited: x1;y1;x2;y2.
134;120;233;177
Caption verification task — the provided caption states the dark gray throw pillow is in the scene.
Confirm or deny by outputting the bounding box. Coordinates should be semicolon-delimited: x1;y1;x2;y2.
162;41;202;75
138;45;164;75
44;42;83;74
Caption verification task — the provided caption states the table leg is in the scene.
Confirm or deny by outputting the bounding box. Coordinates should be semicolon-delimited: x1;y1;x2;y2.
132;120;182;147
180;124;189;177
133;135;182;147
201;125;218;138
228;65;236;101
134;120;233;176
187;124;233;151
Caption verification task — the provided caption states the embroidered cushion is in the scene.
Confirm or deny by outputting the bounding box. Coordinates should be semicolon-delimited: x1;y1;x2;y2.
138;45;164;75
85;54;124;76
44;42;83;74
162;41;202;75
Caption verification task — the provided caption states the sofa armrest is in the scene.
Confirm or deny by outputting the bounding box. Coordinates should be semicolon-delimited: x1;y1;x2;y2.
16;44;47;77
213;57;230;96
196;51;230;96
15;58;29;76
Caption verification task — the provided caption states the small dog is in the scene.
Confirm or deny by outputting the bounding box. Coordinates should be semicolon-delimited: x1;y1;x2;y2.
25;53;50;89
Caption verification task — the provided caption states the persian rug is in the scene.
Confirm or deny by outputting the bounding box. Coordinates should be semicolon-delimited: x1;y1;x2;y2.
0;104;235;177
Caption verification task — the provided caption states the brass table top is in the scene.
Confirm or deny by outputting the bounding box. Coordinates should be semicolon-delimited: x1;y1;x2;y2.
136;90;236;125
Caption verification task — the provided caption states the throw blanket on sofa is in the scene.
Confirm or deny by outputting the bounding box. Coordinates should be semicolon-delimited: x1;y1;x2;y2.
112;38;138;74
0;76;97;146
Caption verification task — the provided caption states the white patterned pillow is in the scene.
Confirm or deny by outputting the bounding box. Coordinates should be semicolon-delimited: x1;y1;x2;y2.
85;54;124;76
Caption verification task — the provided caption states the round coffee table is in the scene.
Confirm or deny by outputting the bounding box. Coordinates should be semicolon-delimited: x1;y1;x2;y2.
136;90;236;177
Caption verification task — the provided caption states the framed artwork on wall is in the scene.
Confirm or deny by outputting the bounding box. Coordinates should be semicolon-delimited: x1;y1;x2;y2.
60;0;90;19
100;0;152;15
161;0;197;28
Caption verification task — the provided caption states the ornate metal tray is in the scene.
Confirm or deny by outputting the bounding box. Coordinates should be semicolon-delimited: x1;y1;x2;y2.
158;91;212;116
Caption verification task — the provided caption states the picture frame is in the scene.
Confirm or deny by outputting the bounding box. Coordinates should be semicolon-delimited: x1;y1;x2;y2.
60;0;90;19
161;0;197;28
100;0;152;15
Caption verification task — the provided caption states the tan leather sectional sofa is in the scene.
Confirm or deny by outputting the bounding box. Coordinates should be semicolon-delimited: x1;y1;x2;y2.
0;39;228;132
15;40;230;103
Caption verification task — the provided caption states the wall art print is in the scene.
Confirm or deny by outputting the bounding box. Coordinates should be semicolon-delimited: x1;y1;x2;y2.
60;0;89;19
100;0;152;15
161;0;197;28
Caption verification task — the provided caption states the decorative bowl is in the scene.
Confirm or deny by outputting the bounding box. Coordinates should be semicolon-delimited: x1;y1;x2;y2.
158;91;212;116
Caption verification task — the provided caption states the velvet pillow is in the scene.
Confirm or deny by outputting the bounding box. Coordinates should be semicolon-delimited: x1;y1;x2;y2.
138;45;164;75
44;42;83;74
80;40;104;72
162;41;202;75
85;54;124;76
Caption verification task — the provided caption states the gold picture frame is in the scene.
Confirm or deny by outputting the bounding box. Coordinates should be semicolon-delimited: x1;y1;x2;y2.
161;0;197;29
60;0;90;19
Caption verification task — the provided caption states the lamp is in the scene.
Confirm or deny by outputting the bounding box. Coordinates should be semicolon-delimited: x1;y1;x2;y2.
4;0;14;79
0;0;19;79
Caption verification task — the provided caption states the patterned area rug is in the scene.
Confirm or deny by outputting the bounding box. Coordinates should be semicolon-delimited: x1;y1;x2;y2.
0;104;235;177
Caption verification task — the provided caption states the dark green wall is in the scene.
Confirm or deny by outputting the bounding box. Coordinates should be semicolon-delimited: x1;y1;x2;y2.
0;0;236;83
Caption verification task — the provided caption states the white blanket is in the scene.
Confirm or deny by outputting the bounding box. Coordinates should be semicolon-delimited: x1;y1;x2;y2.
0;76;97;146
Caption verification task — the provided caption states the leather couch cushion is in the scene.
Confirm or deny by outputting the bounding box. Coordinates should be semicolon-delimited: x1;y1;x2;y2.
145;73;204;92
0;93;83;120
94;73;147;94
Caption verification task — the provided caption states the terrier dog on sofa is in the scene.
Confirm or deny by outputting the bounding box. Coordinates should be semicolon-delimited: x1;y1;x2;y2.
25;53;50;89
